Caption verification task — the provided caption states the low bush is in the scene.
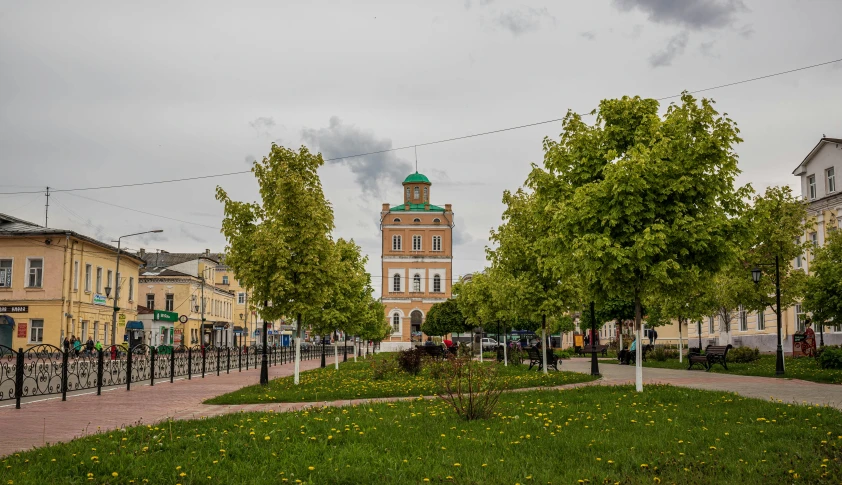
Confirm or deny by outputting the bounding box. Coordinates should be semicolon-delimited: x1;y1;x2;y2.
553;349;573;359
651;347;679;362
817;346;842;370
370;355;400;380
397;348;424;375
727;346;761;363
437;356;503;421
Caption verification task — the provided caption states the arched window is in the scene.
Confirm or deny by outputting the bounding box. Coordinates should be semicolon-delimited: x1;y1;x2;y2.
433;274;441;293
393;217;401;222
413;187;420;199
392;313;401;333
413;218;421;223
413;273;421;292
393;274;401;292
392;235;402;251
405;187;410;200
423;187;428;201
433;218;441;223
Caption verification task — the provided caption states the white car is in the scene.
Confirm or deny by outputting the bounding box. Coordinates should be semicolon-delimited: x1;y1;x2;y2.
481;338;500;350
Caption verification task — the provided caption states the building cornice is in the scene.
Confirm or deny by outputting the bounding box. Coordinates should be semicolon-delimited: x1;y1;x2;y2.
382;256;453;262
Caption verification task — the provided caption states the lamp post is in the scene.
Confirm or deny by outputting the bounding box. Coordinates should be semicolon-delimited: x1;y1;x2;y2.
590;301;600;376
111;230;163;346
752;255;785;376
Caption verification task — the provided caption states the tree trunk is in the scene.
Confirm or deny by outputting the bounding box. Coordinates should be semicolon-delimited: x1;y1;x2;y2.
334;331;339;370
618;319;623;351
678;318;683;364
541;314;548;375
634;293;643;392
294;313;302;385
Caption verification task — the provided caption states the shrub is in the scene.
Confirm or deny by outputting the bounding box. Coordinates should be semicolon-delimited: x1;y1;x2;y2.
437;356;503;421
727;346;760;364
651;347;679;361
481;351;496;359
553;349;573;360
456;342;473;359
817;346;842;370
397;348;424;375
506;348;526;366
370;356;400;380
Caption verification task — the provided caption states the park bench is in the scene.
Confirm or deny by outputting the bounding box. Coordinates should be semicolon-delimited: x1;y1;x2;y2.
687;344;732;371
622;344;653;364
526;347;559;371
576;345;608;357
417;345;446;359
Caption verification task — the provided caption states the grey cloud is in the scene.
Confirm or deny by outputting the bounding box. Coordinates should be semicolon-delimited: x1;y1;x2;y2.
301;116;412;199
580;31;597;40
699;40;718;57
649;31;688;67
494;7;554;36
249;116;276;137
453;226;474;246
179;226;205;244
737;24;754;38
613;0;745;30
244;154;256;165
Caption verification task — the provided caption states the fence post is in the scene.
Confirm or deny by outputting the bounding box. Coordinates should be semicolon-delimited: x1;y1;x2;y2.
96;349;104;395
170;348;175;383
187;348;192;380
245;346;249;370
150;347;157;387
238;346;242;372
61;350;69;401
126;346;133;392
15;348;24;409
216;346;221;376
201;347;206;378
226;347;230;374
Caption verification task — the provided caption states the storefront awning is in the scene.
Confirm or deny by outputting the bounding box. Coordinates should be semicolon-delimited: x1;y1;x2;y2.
126;321;144;330
0;315;14;327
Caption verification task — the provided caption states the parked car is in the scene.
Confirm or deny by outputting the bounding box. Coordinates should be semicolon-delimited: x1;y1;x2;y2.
481;338;500;350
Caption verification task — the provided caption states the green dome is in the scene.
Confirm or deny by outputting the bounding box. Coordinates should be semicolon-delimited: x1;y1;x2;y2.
403;172;431;184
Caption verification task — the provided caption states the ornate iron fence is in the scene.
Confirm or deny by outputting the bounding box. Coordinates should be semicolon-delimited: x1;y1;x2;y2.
0;343;324;409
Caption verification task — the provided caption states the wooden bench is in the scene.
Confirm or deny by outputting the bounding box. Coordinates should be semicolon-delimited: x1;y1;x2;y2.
620;345;653;364
688;344;732;371
576;345;608;356
418;345;446;359
526;347;559;371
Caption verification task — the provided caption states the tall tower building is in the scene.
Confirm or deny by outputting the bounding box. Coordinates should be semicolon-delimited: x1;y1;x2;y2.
380;172;454;350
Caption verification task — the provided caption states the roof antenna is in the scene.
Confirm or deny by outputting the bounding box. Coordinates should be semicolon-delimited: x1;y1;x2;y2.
414;146;418;173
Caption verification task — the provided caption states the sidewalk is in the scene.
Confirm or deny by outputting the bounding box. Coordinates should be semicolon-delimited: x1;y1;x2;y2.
0;357;323;457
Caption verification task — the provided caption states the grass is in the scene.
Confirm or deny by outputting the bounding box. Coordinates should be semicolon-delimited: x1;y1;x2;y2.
3;385;841;484
205;354;597;405
598;354;842;385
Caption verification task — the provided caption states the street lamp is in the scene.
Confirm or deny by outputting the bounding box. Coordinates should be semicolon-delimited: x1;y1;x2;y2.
751;255;785;376
111;230;164;347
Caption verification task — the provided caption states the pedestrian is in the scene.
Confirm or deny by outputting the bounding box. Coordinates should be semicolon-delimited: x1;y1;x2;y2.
73;337;82;357
653;329;658;345
584;334;590;347
86;337;94;355
63;336;70;353
94;340;103;352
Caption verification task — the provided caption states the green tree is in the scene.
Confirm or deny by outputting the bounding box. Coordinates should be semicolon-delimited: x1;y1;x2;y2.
422;298;469;337
803;230;842;338
216;144;335;385
357;297;389;353
544;93;748;391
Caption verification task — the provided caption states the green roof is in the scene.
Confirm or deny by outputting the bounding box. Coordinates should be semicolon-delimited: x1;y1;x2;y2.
403;172;431;184
390;203;445;212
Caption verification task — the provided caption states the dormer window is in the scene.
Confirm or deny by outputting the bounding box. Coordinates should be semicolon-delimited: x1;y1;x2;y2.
423;187;428;201
413;187;420;200
413;218;421;223
405;187;410;201
433;218;441;223
393;218;401;223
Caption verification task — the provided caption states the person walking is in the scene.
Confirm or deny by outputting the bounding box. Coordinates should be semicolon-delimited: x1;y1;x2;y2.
85;337;94;356
73;337;82;357
94;340;103;353
63;336;70;353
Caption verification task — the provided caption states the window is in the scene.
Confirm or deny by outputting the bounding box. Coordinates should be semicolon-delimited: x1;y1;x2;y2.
413;186;419;199
810;233;818;260
238;292;246;304
708;316;714;334
413;218;421;223
222;275;229;285
128;277;134;301
829;167;837;193
96;267;103;293
392;313;401;333
0;259;11;287
405;187;410;200
433;218;441;223
147;294;155;310
107;270;113;294
392;274;401;292
73;261;79;290
795;237;803;268
413;273;421;292
81;321;88;341
739;305;747;331
165;294;174;312
412;235;422;251
423;187;428;201
757;310;765;331
27;258;43;288
392;235;402;251
433;274;441;292
795;304;804;332
393;218;401;222
432;236;442;252
85;264;92;292
808;174;816;199
29;319;44;343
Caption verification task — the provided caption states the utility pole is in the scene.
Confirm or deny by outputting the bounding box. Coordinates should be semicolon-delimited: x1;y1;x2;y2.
201;270;206;346
44;186;50;227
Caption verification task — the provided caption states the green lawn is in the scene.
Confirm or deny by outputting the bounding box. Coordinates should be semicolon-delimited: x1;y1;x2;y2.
598;354;842;385
205;355;597;404
3;385;841;484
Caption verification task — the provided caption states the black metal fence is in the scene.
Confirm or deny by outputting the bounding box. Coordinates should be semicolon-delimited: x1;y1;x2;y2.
0;343;320;409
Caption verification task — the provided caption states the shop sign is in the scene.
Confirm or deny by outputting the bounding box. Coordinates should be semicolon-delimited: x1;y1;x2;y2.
93;294;107;305
0;305;28;313
153;310;179;322
118;314;127;326
17;322;27;338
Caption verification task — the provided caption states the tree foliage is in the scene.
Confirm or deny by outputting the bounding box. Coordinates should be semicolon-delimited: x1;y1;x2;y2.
308;238;372;337
422;298;469;336
803;230;842;328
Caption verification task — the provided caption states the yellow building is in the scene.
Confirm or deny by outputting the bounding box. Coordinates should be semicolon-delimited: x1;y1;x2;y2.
0;213;144;349
137;250;234;347
380;172;455;351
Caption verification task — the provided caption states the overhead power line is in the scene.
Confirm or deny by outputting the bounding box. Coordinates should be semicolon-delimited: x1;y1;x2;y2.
0;57;839;197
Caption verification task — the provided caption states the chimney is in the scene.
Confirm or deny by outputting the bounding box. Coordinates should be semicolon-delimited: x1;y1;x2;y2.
139;248;145;257
382;203;389;211
205;249;210;256
445;204;452;212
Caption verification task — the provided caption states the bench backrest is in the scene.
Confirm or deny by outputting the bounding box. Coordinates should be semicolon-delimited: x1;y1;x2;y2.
526;347;540;358
704;345;732;355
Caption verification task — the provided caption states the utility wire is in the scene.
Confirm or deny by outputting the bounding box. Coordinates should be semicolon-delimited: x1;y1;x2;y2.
61;192;221;230
1;57;839;196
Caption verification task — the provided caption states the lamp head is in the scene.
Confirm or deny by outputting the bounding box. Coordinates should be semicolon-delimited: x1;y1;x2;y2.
104;286;112;297
751;267;762;284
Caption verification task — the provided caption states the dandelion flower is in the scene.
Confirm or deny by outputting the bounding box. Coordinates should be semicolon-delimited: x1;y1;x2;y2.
112;473;119;478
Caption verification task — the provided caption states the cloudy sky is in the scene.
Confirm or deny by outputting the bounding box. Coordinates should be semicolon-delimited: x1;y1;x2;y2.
1;0;840;298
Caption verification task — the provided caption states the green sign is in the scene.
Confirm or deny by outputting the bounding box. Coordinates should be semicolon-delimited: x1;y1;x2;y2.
153;310;179;322
93;294;107;306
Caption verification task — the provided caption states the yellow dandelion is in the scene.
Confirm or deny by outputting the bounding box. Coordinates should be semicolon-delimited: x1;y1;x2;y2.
112;473;119;478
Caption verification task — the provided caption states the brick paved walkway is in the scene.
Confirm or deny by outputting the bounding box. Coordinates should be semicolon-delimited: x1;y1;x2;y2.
2;357;841;457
